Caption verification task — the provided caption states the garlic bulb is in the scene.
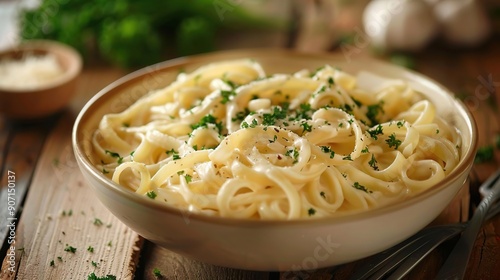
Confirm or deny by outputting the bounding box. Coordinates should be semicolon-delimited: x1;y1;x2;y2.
429;0;491;46
362;0;439;51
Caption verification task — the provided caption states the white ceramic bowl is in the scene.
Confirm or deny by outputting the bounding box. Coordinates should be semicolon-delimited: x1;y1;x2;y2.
72;49;477;271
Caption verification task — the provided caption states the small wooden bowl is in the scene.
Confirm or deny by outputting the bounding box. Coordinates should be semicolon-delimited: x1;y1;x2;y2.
0;40;82;120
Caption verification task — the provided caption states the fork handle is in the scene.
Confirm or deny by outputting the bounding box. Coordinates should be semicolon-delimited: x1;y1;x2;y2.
435;170;500;280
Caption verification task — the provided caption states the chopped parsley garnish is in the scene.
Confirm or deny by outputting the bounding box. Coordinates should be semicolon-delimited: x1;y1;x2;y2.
87;273;117;280
191;114;223;133
242;119;258;128
361;147;369;153
222;77;237;89
369;154;379;171
232;108;251;122
313;85;327;97
320;191;326;199
308;208;316;216
397;120;405;128
50;260;55;266
166;149;180;160
295;103;313;120
57;256;62;261
153;268;162;278
366;102;384;126
320;146;336;158
250;119;258;127
122;123;130;127
300;122;312;133
436;129;440;134
386;133;402;149
353;182;372;193
367;125;384;140
285;148;300;164
93;218;103;226
262;106;288;125
220;89;237;104
328;77;335;85
177;170;185;175
184;174;193;183
87;246;94;253
64;245;77;253
310;66;325;77
269;135;278;143
92;261;98;267
102;168;109;174
342;155;353;161
107;241;112;247
105;150;123;164
146;191;157;199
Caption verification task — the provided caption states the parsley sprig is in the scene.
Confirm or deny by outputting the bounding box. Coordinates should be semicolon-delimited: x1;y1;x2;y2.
386;133;402;150
191;114;223;133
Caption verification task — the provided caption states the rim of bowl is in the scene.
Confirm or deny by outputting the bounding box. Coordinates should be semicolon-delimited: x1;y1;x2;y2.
0;40;82;92
73;48;478;227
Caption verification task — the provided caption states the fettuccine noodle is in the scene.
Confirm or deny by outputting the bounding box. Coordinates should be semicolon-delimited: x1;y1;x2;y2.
90;60;461;219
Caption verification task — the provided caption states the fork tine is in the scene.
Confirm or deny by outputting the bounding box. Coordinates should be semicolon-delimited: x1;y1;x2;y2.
351;170;500;280
349;224;456;280
386;200;500;280
385;225;465;280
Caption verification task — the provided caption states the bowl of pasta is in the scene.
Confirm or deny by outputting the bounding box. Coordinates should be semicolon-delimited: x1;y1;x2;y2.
72;49;477;271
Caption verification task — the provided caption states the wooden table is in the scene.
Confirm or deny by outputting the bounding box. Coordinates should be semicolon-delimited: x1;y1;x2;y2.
1;38;499;279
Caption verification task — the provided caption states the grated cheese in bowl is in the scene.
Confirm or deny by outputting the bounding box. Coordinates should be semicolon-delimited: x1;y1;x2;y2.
0;53;64;90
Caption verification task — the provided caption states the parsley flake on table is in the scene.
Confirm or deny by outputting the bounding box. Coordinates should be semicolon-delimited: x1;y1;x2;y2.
87;272;117;280
64;245;77;253
153;268;162;278
94;218;104;226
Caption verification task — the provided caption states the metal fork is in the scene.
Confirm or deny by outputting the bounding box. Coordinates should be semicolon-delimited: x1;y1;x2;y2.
350;169;500;280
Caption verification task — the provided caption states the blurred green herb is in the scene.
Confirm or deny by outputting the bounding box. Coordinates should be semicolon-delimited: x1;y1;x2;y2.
389;53;416;70
475;145;494;163
20;0;284;69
